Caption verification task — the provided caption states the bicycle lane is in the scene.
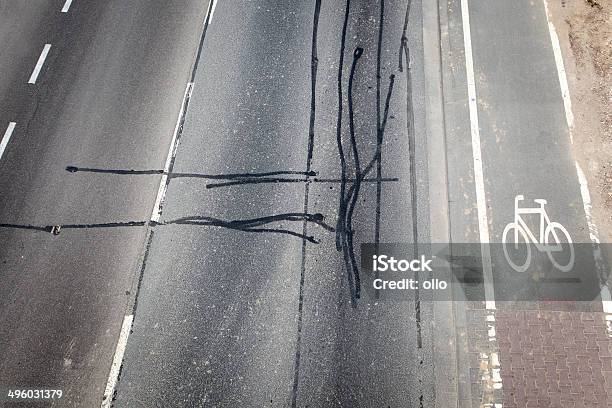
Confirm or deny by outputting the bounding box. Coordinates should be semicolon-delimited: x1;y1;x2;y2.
452;0;612;406
466;0;602;305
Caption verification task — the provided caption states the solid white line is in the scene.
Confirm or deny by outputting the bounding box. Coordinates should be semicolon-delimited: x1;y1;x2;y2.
150;178;169;222
575;163;602;254
0;122;16;160
542;0;610;314
542;0;574;143
61;0;73;13
101;314;133;408
209;0;218;21
28;44;51;84
461;0;495;311
576;162;611;313
603;288;612;316
150;82;194;222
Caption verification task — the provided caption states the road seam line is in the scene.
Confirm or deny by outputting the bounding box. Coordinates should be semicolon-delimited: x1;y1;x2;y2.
101;314;133;408
61;0;74;13
1;122;16;161
541;0;611;319
426;0;460;405
28;44;52;84
150;82;194;222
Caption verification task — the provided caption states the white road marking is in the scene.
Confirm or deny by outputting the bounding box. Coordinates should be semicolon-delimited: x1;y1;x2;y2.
209;0;218;21
101;314;133;408
461;0;503;396
542;0;574;143
542;0;610;316
150;82;194;222
103;3;212;402
0;122;16;160
460;0;495;311
61;0;73;13
151;177;168;222
461;1;502;399
576;163;611;313
28;44;52;84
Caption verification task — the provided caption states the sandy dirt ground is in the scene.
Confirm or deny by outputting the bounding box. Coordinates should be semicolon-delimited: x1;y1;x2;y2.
549;0;612;243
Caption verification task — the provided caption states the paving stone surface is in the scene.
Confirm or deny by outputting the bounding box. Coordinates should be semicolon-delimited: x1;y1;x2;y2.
496;309;611;408
465;303;612;408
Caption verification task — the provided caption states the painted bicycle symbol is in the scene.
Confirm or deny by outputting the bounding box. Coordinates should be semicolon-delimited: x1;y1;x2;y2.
502;195;574;272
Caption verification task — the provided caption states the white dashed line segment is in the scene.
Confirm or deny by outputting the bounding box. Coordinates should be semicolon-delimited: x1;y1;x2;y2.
61;0;74;13
0;122;16;161
101;314;133;408
150;82;194;222
209;0;218;21
28;44;51;84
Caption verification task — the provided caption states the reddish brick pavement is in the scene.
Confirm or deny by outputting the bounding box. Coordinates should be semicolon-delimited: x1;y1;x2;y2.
496;309;612;408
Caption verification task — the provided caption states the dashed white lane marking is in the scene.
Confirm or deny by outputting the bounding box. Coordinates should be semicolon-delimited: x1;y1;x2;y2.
209;0;218;21
28;44;52;84
101;314;133;408
150;82;194;222
542;0;574;143
542;0;610;317
460;0;496;311
61;0;74;13
0;122;16;160
103;1;212;403
103;82;194;406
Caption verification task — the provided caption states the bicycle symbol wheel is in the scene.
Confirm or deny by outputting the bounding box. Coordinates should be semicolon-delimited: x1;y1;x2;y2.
544;222;574;272
502;222;531;273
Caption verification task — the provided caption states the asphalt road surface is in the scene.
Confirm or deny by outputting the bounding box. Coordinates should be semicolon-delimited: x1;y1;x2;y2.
0;0;607;407
114;0;434;406
0;0;210;405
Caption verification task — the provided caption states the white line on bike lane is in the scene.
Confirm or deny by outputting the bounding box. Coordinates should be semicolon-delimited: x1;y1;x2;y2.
460;0;495;311
461;0;503;400
542;0;612;318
